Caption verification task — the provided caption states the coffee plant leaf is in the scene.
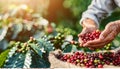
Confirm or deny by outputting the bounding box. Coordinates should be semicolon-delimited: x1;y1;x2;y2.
62;42;78;53
30;43;43;57
3;46;17;68
4;51;32;68
6;46;18;58
36;38;54;52
23;51;32;68
30;53;50;68
63;44;72;53
0;49;10;67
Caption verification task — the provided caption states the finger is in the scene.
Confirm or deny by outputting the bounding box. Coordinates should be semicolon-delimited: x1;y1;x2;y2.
84;38;112;47
88;47;95;50
86;42;108;49
99;28;112;40
78;29;87;37
94;46;104;49
78;27;93;37
83;39;103;47
88;46;104;50
85;43;106;48
78;38;84;46
78;37;83;43
89;46;104;49
103;31;116;41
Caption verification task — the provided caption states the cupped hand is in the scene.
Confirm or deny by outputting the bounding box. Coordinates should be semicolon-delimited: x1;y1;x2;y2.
78;18;98;46
83;20;120;49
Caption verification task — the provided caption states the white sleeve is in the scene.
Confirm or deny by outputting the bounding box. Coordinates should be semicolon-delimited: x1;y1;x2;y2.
80;0;117;27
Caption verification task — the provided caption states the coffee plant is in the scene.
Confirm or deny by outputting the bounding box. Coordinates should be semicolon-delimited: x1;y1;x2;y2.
0;37;54;68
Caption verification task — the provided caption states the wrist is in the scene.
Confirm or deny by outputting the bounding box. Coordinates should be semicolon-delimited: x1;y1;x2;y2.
114;20;120;33
81;18;98;29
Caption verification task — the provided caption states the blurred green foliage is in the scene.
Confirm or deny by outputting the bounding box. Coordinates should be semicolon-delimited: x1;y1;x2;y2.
63;0;91;19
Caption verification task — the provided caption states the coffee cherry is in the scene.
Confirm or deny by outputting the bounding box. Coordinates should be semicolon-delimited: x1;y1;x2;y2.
30;37;34;41
98;64;103;68
70;40;75;44
17;45;22;49
99;54;104;59
94;59;98;63
76;59;80;63
23;43;28;47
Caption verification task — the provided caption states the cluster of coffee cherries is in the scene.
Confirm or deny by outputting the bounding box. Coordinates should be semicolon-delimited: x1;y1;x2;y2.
15;37;35;53
78;30;101;43
57;50;120;68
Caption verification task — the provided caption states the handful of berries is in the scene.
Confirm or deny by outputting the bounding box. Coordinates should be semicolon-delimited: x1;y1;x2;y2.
78;30;101;43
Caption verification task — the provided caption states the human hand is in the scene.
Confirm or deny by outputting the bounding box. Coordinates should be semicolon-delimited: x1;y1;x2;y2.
83;20;120;49
78;18;98;46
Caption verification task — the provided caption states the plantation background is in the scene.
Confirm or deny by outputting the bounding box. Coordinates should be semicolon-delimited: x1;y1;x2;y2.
0;0;120;68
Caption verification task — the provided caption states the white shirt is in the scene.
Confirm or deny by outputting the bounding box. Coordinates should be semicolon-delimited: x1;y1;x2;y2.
80;0;120;27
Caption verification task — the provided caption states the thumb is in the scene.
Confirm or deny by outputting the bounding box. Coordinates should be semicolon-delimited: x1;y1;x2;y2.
78;28;88;37
99;29;112;40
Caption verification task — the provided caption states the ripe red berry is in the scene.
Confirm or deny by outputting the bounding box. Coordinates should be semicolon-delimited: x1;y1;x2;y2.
99;54;104;59
70;40;75;44
98;64;103;68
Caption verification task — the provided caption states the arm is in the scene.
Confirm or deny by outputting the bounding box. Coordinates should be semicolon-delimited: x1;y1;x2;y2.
79;0;117;47
80;0;117;27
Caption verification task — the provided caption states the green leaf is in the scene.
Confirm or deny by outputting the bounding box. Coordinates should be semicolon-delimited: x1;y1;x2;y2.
23;51;32;68
30;53;50;68
7;46;17;58
71;45;78;52
30;44;43;57
4;51;32;68
0;49;10;67
63;42;78;53
63;44;72;53
4;53;22;68
37;38;54;52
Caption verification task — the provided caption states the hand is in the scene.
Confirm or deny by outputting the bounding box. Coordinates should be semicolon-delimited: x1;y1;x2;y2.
78;18;98;46
83;20;120;49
